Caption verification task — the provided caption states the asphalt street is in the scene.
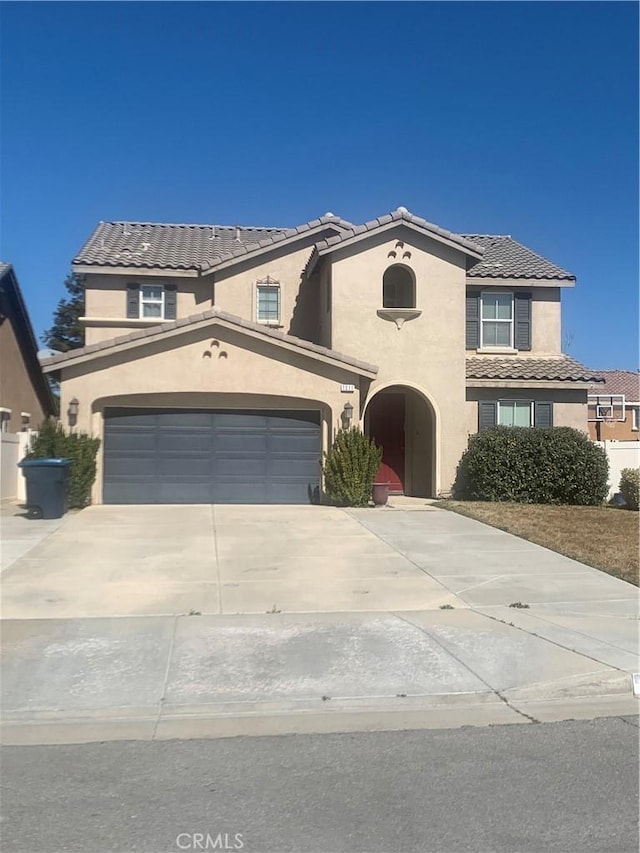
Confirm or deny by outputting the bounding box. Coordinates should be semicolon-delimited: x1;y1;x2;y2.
2;717;638;853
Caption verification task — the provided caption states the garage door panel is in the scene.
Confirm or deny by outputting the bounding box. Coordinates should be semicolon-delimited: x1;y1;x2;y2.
103;408;321;504
157;434;211;454
214;433;268;453
215;457;268;477
157;457;212;477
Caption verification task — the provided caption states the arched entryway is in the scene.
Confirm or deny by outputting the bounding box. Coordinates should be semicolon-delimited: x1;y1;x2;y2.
364;385;436;497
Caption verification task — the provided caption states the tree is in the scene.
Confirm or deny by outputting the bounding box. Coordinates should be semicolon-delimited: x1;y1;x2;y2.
43;272;85;352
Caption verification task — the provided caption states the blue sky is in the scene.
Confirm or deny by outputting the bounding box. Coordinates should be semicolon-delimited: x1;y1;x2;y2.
1;1;638;370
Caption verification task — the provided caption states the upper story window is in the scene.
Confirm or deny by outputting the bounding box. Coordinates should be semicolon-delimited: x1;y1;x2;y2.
383;265;415;309
140;285;164;318
0;408;11;433
481;291;513;347
467;290;532;351
256;277;281;324
126;283;177;321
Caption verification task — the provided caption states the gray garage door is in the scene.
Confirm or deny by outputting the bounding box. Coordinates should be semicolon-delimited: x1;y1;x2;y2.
103;408;321;504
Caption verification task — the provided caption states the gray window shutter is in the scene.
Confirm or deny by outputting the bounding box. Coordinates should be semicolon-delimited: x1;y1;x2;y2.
126;284;139;318
164;285;177;320
534;401;553;428
514;293;532;351
466;292;480;349
479;401;497;431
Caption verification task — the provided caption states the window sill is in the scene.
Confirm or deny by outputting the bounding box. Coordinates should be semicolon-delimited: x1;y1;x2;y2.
476;347;518;354
377;308;422;329
256;321;284;329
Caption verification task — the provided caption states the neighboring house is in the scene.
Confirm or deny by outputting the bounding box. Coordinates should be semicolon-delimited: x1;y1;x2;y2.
0;263;56;433
587;370;640;442
41;208;601;505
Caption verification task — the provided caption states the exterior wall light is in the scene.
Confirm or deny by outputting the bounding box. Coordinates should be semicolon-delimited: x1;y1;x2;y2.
341;401;354;430
68;398;79;428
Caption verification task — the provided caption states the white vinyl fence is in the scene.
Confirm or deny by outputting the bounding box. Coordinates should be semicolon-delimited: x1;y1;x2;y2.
596;440;640;498
0;431;34;502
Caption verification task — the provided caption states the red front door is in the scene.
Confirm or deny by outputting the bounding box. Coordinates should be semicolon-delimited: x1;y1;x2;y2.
367;393;405;493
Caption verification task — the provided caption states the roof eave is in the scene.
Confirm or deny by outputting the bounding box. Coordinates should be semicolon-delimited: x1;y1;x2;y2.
466;378;598;388
466;276;576;288
72;263;201;277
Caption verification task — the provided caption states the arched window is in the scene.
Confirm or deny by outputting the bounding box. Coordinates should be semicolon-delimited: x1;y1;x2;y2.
383;266;415;308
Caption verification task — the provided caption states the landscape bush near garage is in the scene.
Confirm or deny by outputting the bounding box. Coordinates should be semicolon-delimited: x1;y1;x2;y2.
27;419;100;509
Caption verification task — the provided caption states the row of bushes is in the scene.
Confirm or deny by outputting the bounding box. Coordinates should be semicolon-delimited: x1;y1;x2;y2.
26;419;100;509
322;425;638;509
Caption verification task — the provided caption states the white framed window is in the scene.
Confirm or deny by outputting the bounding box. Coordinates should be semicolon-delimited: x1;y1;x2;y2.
481;291;513;348
632;407;639;431
0;408;11;433
498;400;533;428
140;284;165;319
256;282;280;324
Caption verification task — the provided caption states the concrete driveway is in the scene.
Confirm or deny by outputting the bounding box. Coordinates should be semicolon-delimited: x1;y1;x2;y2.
3;502;636;619
2;502;638;744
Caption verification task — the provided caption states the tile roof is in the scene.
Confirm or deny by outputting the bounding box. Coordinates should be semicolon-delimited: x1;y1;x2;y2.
466;355;603;383
587;370;640;401
73;215;352;271
72;210;574;281
40;307;378;377
313;207;485;258
461;235;575;280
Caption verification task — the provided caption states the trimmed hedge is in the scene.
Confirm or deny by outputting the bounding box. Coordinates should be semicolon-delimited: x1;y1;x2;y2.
26;419;100;509
323;427;383;507
619;468;639;510
453;426;609;505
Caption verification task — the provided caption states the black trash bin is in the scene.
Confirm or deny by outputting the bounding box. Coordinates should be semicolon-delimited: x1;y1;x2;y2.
18;458;72;519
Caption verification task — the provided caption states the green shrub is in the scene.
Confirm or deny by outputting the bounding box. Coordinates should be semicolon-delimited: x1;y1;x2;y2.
26;419;101;509
322;427;383;507
453;426;609;505
619;468;640;511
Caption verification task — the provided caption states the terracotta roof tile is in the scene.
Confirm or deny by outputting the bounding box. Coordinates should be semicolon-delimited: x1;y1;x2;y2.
462;235;574;280
587;370;640;401
73;210;575;282
466;355;603;383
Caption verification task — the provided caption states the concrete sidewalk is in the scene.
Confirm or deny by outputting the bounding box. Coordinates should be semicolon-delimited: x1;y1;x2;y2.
2;607;637;745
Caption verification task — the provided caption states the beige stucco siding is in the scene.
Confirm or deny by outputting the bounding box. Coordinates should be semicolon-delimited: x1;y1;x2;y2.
57;323;362;503
212;240;321;340
328;228;469;494
83;273;213;345
531;288;561;354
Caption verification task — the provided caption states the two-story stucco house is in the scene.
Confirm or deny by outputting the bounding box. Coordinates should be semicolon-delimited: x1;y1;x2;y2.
41;207;601;505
